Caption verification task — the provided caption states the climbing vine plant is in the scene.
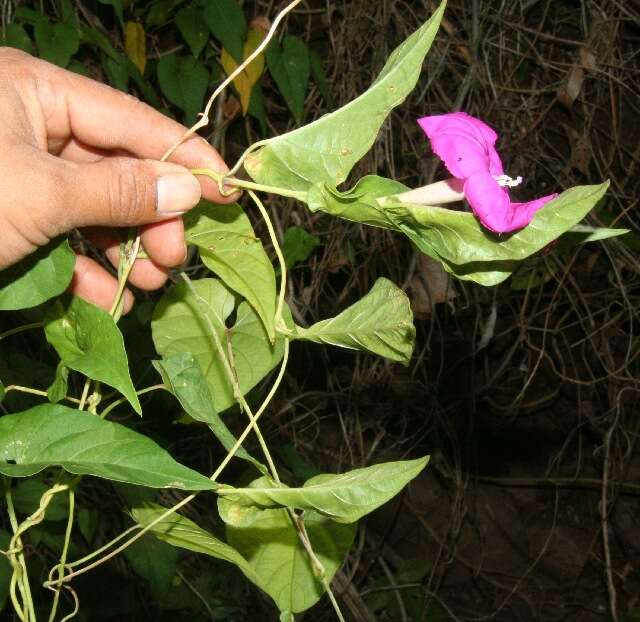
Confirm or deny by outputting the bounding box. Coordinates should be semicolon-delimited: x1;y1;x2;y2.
0;1;623;620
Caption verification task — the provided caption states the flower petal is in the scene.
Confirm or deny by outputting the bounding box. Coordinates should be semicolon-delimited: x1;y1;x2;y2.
417;113;504;179
465;172;559;233
507;194;559;230
463;171;511;232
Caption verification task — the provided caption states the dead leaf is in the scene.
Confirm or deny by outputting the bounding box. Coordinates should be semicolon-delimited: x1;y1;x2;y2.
558;45;596;109
220;28;266;114
409;255;456;319
222;94;242;121
124;21;146;74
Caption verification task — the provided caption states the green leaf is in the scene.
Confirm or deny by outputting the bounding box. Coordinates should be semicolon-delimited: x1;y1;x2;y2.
103;55;130;91
218;457;428;523
146;0;180;28
559;224;629;247
309;49;332;106
0;404;216;490
203;0;246;63
46;362;69;404
0;380;4;404
175;7;209;58
79;25;119;61
57;0;76;25
307;175;406;229
34;20;79;67
157;53;209;124
248;82;268;136
266;35;310;124
1;23;33;53
152;278;285;414
0;238;74;311
385;182;610;284
244;1;446;191
123;534;179;600
184;201;276;341
282;226;321;269
97;0;124;26
222;501;356;613
152;353;266;474
133;504;266;589
44;295;141;414
294;278;415;365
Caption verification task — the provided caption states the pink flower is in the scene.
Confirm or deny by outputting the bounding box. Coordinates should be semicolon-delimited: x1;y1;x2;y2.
416;112;558;233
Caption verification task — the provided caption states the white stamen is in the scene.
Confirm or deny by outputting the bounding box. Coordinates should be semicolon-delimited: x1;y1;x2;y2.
494;174;523;188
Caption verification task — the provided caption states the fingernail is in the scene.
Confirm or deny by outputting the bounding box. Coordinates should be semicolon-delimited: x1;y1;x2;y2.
157;173;202;215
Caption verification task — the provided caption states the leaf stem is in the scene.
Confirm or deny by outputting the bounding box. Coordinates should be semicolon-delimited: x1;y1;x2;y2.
98;384;167;419
50;339;291;586
0;323;43;341
190;168;307;202
247;190;288;331
47;488;75;622
3;385;81;405
4;487;32;622
179;272;281;482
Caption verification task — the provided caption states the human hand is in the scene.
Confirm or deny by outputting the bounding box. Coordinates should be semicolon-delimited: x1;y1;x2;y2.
0;47;235;312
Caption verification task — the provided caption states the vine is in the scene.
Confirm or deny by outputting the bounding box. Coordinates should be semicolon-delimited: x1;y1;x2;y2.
0;0;617;620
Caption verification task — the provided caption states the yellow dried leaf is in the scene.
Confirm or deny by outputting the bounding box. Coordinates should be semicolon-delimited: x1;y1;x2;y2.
220;28;266;114
125;21;146;74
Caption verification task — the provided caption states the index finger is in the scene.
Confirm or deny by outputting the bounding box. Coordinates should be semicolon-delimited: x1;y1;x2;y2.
30;54;232;203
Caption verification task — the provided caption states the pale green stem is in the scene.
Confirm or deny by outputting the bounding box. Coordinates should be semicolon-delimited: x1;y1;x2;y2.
77;379;92;411
109;230;140;320
0;323;43;341
45;340;291;586
180;272;281;483
3;385;80;405
190;168;307;202
47;488;75;622
5;488;36;622
246;190;288;331
98;384;167;419
225;139;270;178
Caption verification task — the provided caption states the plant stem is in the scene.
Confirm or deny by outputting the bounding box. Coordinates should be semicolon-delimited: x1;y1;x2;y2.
5;488;36;622
98;384;167;419
48;489;75;622
48;340;291;585
247;190;289;330
190;168;307;202
180;272;281;482
3;385;80;405
0;323;43;341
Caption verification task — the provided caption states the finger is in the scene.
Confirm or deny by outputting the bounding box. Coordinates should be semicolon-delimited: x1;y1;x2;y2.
43;151;202;233
104;244;169;291
140;219;187;268
55;137;112;163
83;220;185;270
70;254;134;314
29;55;234;203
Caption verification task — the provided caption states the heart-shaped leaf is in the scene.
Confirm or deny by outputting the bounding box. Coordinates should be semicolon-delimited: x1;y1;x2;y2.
44;295;141;414
184;201;276;341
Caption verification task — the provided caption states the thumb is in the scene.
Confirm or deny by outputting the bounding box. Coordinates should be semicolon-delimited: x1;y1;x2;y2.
58;157;202;230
